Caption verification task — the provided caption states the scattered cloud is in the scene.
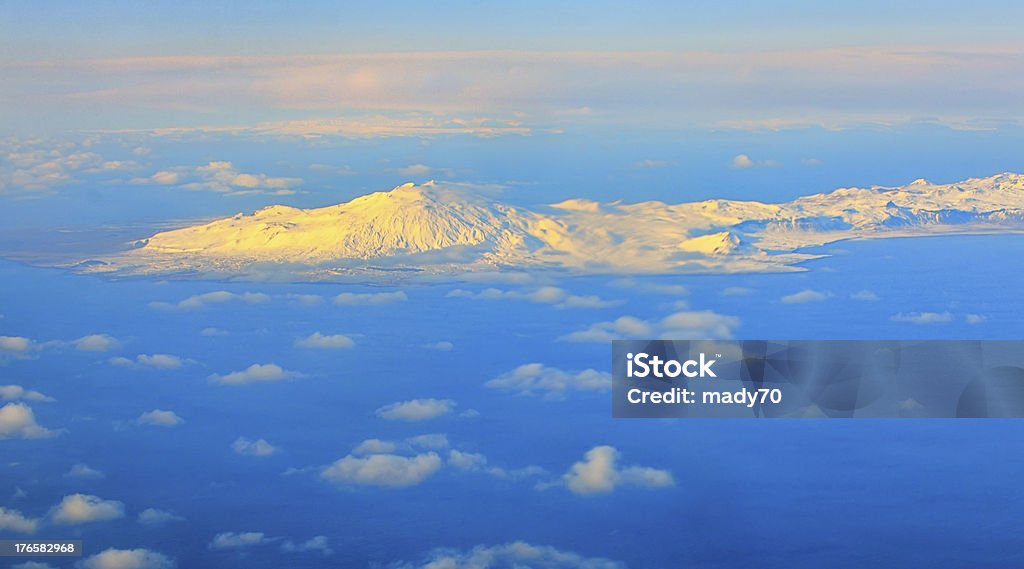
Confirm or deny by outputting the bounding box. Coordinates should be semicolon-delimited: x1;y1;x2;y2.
781;289;832;304
281;536;333;556
65;464;105;480
333;291;408;305
447;286;621;309
610;278;688;295
0;506;40;533
295;332;355;349
0;403;57;439
890;311;953;324
209;531;271;550
562;310;739;343
231;437;279;457
137;508;185;525
137;409;184;427
150;290;270;310
209;363;302;385
966;314;987;324
721;286;753;296
731;154;777;169
51;494;124;524
286;293;325;306
850;290;880;301
131;160;302;196
394;541;625;569
200;327;228;337
111;354;188;369
635;159;674;169
424;341;454;351
396;163;433;177
801;158;824;166
486;364;610;398
352;434;450;457
562;446;674;495
73;334;120;352
321;452;443;488
78;548;173;569
0;385;54;403
375;398;455;421
0;335;34;353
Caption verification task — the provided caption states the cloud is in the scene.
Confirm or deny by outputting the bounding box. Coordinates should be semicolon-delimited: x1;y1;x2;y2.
610;278;688;295
52;494;125;524
0;506;40;533
73;334;120;352
890;311;953;324
446;286;620;309
425;341;454;351
966;314;987;324
231;437;279;457
394;541;625;569
286;293;325;306
721;286;753;296
137;508;184;525
0;385;54;403
281;536;333;556
295;332;355;349
486;364;611;398
137;409;184;427
131;160;302;196
562;310;739;343
321;452;442;487
0;403;57;439
78;548;173;569
375;398;455;421
352;438;398;455
200;327;228;337
731;154;777;169
0;335;34;353
111;354;188;369
562;446;674;495
333;291;408;305
150;290;270;310
209;532;270;550
396;163;433;177
209;363;302;385
65;464;105;480
13;562;57;569
850;290;880;301
781;289;832;304
635;159;674;169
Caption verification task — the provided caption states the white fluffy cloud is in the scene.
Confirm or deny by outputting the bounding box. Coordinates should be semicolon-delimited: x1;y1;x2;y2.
375;398;455;421
0;506;40;533
0;403;57;439
394;541;625;569
0;385;54;403
231;437;279;457
295;332;355;349
111;354;187;369
208;363;301;385
137;409;184;427
562;446;674;495
150;290;270;310
781;289;832;304
52;494;125;524
0;335;34;353
137;508;185;525
890;311;953;324
486;364;611;398
281;536;333;556
73;334;120;352
209;531;270;550
79;548;174;569
447;286;620;309
65;464;105;479
132;160;302;196
333;291;408;305
321;452;442;487
562;310;739;343
731;154;777;169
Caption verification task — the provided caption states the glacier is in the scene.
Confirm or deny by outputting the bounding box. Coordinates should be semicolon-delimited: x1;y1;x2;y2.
81;173;1024;281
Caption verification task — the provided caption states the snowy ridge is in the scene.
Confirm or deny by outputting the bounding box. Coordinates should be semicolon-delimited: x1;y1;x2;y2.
92;173;1024;280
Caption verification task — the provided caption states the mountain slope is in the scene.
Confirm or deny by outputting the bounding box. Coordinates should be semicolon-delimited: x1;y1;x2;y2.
96;173;1024;280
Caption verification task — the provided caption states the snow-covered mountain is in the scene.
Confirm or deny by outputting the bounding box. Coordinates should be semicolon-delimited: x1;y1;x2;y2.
94;173;1024;280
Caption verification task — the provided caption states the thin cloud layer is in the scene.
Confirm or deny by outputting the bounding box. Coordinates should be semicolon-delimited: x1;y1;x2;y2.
562;310;739;342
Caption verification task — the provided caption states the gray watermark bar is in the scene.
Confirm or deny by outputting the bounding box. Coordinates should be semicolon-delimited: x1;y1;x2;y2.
613;340;1024;418
0;540;83;557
